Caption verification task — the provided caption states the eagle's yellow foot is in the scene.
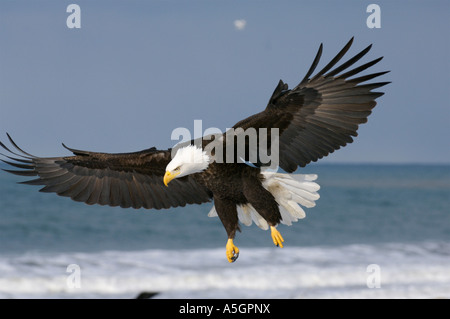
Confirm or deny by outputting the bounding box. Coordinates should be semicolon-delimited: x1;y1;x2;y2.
226;239;240;263
270;226;284;248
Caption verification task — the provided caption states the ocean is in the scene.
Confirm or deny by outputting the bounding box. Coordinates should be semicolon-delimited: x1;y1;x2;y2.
0;164;449;299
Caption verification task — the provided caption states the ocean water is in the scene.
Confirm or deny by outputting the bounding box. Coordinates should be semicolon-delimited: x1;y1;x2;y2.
0;164;449;299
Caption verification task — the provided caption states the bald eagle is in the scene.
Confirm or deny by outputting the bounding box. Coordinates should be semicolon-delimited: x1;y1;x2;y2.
0;38;389;262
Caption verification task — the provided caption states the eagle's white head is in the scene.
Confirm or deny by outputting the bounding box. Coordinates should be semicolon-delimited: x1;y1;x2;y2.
164;145;211;186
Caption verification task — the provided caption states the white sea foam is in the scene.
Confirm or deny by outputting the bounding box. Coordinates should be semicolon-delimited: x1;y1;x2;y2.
0;242;449;299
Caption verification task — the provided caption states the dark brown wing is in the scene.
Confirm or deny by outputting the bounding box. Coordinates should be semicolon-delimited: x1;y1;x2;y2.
233;37;390;172
0;134;212;209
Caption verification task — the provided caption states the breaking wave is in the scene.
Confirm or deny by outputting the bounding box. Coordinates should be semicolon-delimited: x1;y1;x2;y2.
1;241;449;299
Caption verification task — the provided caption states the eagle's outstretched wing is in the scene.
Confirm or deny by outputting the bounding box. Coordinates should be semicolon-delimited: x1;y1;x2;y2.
0;134;212;209
232;37;390;172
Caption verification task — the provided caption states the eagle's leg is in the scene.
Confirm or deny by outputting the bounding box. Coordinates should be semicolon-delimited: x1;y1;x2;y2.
242;177;284;248
270;226;284;248
226;238;240;263
213;197;240;263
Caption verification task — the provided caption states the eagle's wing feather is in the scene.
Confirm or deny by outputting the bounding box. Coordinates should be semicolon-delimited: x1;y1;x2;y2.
232;37;390;172
1;134;211;209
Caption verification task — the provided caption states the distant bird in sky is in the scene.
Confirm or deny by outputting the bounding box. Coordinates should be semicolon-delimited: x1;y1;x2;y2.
1;38;389;263
234;19;246;30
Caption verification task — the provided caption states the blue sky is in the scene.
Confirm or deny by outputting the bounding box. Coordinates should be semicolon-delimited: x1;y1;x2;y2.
0;0;449;164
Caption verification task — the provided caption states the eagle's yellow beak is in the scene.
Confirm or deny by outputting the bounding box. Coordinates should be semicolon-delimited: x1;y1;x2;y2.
164;170;180;187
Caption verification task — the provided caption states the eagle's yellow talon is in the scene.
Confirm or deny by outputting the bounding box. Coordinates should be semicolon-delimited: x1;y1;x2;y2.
270;226;284;248
226;239;240;263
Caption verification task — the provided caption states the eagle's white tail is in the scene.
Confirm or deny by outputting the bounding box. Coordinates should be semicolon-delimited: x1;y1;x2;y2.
208;171;320;230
